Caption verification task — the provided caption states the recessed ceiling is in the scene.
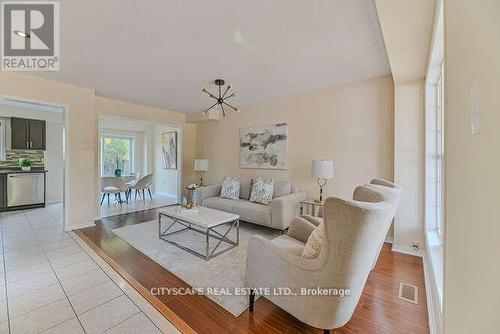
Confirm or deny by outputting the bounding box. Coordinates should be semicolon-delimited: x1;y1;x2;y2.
32;0;390;113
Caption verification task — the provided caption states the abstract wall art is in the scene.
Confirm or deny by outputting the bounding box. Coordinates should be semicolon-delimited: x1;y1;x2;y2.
240;123;287;169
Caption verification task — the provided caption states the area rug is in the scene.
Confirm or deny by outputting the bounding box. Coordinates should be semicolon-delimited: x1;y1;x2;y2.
112;219;280;316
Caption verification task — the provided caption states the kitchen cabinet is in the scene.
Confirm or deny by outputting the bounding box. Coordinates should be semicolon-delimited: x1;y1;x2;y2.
11;117;46;150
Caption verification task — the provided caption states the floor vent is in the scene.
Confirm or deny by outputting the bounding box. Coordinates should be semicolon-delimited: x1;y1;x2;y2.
398;283;418;304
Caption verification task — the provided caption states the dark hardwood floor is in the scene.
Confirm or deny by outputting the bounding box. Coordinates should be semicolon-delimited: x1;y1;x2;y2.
76;208;429;334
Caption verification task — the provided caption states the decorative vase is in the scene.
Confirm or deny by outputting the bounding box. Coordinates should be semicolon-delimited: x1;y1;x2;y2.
21;166;31;171
184;188;196;209
114;169;122;177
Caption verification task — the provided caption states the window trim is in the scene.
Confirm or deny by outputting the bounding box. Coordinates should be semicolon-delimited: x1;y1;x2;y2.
100;134;135;177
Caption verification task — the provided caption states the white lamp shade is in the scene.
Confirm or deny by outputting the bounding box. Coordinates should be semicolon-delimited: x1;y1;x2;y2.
194;159;209;171
311;160;334;179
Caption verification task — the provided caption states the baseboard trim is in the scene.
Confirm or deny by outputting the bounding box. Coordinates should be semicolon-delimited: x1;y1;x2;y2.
385;236;394;244
64;221;96;232
391;244;424;258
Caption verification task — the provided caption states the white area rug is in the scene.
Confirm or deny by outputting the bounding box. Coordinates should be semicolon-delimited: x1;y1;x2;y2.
112;220;280;316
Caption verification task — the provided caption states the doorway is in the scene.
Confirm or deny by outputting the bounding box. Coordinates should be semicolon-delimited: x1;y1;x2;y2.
97;115;182;218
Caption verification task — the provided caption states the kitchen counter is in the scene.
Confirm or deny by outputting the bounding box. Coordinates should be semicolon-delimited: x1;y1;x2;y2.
0;168;48;174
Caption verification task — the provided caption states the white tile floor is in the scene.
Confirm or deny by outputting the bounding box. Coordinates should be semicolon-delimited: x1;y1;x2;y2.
0;204;165;334
99;194;177;218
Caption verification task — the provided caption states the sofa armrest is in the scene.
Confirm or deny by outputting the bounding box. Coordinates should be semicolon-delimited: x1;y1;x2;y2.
271;192;307;230
300;214;323;227
195;185;221;204
287;217;316;243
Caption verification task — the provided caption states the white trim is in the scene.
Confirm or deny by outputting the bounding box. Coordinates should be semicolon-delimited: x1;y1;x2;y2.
391;244;423;257
384;235;394;244
64;221;96;232
423;251;443;334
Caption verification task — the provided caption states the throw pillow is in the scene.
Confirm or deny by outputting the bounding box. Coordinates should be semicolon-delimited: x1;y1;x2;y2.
273;181;291;198
219;176;240;200
249;177;274;205
239;180;253;200
301;223;325;259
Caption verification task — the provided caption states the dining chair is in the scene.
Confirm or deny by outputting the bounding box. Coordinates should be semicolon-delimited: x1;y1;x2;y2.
100;177;129;206
130;174;154;201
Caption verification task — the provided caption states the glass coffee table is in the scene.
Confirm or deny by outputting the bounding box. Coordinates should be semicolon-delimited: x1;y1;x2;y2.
158;206;240;261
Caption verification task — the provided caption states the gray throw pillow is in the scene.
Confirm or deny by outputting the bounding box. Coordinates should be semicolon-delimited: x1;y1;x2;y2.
220;176;240;200
273;181;291;198
239;181;253;200
249;177;274;205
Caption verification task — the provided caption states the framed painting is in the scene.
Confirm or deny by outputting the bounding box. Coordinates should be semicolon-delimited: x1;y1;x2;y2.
240;123;287;169
162;131;177;169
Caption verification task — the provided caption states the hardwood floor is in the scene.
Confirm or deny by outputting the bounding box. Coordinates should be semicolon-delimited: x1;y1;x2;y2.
76;208;429;334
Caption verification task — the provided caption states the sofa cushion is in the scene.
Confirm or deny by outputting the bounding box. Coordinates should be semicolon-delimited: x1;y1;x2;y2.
233;200;272;226
220;176;240;200
240;181;252;200
202;197;240;213
249;177;274;205
273;181;291;198
301;222;325;259
271;235;305;256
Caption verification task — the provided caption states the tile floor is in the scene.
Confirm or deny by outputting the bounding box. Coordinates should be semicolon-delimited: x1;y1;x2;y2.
0;204;164;334
99;194;177;218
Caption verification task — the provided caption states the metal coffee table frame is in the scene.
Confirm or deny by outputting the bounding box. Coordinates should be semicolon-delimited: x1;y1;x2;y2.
159;212;240;261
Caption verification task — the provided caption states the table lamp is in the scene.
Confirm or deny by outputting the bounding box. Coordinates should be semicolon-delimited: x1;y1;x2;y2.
311;160;334;202
194;159;209;186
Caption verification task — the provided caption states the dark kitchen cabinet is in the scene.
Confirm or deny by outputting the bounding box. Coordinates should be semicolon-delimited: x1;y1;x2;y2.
11;117;46;150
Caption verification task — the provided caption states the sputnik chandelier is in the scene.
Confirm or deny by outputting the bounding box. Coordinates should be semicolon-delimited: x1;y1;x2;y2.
201;79;239;118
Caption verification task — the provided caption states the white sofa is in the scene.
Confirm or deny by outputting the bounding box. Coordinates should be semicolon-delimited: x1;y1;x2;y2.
195;180;306;231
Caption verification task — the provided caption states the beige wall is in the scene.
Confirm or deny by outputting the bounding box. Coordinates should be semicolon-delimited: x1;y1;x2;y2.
394;79;425;249
0;72;96;229
0;73;188;230
444;1;500;333
194;75;394;202
183;123;197;188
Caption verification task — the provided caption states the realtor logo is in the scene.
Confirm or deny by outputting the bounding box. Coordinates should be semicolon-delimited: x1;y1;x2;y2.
1;1;60;71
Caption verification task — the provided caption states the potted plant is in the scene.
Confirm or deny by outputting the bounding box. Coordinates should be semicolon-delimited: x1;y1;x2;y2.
114;157;122;177
19;158;33;171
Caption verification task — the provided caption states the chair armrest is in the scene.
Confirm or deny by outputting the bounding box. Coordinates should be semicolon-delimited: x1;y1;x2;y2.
245;235;322;289
300;214;323;227
287;217;316;243
194;185;220;204
271;192;307;229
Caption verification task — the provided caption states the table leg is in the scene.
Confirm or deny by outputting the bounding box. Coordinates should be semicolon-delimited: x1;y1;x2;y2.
300;204;304;216
206;229;210;260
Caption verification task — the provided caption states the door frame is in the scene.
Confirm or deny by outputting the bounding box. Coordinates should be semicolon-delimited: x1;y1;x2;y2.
0;94;69;229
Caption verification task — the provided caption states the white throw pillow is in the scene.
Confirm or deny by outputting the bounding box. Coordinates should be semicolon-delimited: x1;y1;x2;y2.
249;177;274;205
301;223;325;259
220;176;240;200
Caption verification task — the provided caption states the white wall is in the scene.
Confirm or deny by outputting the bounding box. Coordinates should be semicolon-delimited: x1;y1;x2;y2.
394;79;425;250
444;1;500;333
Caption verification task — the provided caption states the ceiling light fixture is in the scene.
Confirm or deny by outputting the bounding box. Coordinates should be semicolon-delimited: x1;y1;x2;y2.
14;30;30;38
201;79;239;118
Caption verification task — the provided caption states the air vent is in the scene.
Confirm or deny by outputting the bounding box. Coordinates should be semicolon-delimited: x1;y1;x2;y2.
398;282;418;304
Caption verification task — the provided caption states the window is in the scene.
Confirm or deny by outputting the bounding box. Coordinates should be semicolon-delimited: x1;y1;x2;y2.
100;136;134;176
0;119;5;161
436;62;445;239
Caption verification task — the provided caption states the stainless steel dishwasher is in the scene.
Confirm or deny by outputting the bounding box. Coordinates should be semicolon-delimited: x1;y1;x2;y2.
7;173;45;207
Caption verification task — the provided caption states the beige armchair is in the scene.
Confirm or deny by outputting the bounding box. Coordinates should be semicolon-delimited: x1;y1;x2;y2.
245;184;401;332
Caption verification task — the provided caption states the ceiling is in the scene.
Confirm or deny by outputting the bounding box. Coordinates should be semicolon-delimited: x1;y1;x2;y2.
375;0;436;83
32;0;391;113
